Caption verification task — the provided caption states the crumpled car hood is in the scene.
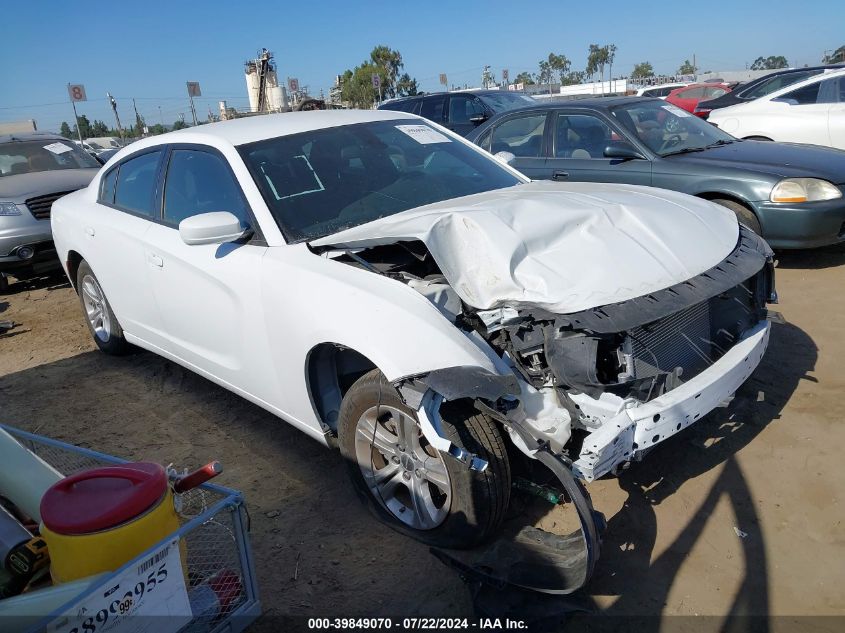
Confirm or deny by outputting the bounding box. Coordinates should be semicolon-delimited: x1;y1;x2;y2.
311;181;739;314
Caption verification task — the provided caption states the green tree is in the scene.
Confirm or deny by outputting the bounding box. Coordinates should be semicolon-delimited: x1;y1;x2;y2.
606;44;617;86
341;62;385;108
148;124;167;135
587;44;612;91
59;121;72;138
370;45;403;96
547;53;572;85
172;119;188;130
631;61;654;79
90;120;110;136
72;114;92;140
823;45;845;64
395;73;418;97
561;70;585;86
514;71;535;85
678;59;697;75
750;55;788;70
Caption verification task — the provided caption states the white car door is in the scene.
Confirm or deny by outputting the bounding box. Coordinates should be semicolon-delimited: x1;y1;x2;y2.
89;149;166;343
826;76;845;150
771;78;834;146
142;146;268;387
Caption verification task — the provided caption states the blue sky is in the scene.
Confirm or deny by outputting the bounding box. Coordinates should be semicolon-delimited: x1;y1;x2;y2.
1;0;840;132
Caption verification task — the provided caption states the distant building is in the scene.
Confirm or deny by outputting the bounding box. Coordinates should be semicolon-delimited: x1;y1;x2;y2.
0;120;37;134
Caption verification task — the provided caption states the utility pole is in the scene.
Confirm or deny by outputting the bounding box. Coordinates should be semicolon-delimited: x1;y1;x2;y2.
107;93;125;142
69;93;83;145
693;53;697;78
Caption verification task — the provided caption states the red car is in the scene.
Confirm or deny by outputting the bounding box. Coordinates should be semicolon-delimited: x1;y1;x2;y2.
666;83;732;117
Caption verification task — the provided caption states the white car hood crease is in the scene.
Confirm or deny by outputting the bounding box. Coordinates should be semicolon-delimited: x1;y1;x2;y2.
312;181;739;314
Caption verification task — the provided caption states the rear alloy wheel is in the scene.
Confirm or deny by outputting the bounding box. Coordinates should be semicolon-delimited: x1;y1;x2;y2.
338;369;510;549
76;260;129;355
712;198;762;236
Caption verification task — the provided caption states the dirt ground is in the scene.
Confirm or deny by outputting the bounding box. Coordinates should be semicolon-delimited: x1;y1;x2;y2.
1;244;844;630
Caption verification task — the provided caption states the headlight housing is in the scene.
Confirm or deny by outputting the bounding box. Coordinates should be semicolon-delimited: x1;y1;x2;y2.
770;178;842;203
0;202;22;216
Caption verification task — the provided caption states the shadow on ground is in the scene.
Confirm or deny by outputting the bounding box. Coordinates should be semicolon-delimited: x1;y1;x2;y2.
774;242;845;270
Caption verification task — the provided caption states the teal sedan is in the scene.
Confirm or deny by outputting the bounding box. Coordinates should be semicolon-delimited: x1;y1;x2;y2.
467;97;845;249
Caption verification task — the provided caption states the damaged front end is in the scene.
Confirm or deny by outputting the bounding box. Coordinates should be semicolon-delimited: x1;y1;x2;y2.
324;223;775;593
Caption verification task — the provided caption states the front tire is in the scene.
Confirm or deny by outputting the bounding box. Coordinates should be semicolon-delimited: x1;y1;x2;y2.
338;370;510;549
76;260;129;355
712;198;763;236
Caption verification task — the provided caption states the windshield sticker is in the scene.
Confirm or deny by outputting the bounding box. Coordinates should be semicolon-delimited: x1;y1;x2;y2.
661;104;691;118
43;142;74;154
396;125;451;144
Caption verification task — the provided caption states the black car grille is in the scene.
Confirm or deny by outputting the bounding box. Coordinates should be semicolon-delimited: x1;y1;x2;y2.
25;191;73;221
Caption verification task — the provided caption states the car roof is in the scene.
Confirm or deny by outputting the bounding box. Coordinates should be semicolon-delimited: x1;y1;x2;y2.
759;66;845;101
382;90;523;103
120;109;421;150
0;131;67;145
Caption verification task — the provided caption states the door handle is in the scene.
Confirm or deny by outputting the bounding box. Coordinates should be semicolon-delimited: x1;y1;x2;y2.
552;171;569;181
84;227;95;237
149;254;164;268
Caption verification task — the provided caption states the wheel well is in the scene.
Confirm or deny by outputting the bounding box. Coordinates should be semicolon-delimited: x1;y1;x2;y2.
696;192;757;214
66;250;84;291
743;135;773;141
306;343;377;435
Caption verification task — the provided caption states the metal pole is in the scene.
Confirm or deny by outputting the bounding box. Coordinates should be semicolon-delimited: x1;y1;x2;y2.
159;105;164;126
70;98;84;145
189;95;198;126
107;93;125;142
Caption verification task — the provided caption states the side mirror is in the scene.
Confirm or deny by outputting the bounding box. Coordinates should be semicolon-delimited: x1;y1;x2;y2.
179;212;250;246
493;151;516;165
603;142;645;161
470;114;489;125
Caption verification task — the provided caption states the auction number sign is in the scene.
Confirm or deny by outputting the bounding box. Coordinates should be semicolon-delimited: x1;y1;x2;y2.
46;539;191;633
67;84;87;102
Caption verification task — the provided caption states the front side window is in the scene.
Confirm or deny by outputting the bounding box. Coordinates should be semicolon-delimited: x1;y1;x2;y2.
0;140;99;176
490;114;546;157
163;150;247;225
555;114;613;159
780;81;821;105
113;150;162;217
448;95;486;124
238;119;522;242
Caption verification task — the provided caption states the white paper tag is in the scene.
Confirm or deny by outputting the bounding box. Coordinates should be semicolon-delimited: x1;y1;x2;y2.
46;539;192;633
396;124;450;144
43;142;74;155
661;104;692;118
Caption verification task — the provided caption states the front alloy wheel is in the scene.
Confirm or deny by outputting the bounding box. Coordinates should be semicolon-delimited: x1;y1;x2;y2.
338;369;510;549
354;404;451;530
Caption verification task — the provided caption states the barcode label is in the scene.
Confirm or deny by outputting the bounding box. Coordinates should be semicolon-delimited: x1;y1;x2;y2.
137;545;169;575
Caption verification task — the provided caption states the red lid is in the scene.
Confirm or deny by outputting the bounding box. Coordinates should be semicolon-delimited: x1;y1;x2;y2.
41;463;168;535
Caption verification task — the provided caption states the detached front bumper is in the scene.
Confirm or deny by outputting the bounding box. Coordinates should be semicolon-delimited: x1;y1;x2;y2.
573;319;771;481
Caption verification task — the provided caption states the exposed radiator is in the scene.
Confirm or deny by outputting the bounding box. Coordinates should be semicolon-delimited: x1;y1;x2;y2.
626;299;713;381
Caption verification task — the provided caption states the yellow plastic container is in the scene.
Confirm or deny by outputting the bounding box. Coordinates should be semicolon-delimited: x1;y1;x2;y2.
39;463;180;583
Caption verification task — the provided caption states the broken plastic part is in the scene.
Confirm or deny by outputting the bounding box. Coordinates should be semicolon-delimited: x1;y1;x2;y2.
416;391;488;472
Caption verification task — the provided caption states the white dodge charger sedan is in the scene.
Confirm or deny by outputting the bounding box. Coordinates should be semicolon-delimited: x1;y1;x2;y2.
51;110;775;569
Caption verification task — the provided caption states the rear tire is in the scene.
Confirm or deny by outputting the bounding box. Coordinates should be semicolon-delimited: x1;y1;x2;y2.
338;369;510;549
711;198;762;236
76;260;129;355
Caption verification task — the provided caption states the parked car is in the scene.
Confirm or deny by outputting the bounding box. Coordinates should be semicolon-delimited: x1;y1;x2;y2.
378;90;535;136
666;83;732;116
467;97;845;248
635;83;688;99
709;68;845;150
695;65;843;118
52;112;775;578
0;132;99;292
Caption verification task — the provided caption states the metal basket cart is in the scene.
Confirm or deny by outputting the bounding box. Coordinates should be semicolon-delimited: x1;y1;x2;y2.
1;425;261;633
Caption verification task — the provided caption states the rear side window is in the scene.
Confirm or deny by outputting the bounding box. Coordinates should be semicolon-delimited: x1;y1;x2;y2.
384;98;421;115
420;96;446;122
678;87;705;99
491;114;547;157
114;151;162;217
99;167;118;204
742;70;819;99
163;150;248;225
448;95;486;124
781;81;821;105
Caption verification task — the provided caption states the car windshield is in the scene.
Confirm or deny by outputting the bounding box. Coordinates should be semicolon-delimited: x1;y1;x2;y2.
0;139;99;176
610;100;736;157
482;92;536;113
238;119;523;242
